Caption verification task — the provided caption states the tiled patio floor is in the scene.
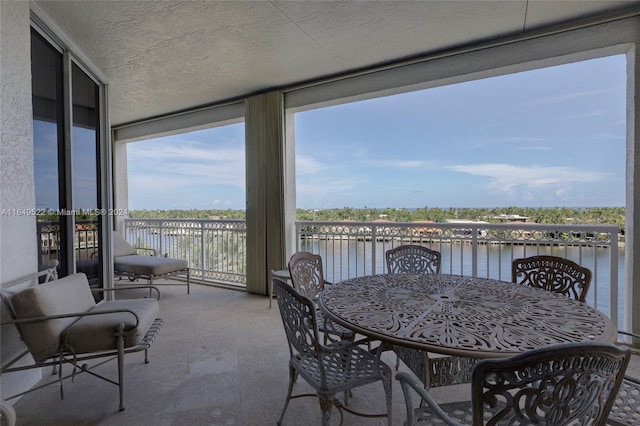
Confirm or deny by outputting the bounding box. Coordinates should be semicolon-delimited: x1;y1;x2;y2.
7;279;640;425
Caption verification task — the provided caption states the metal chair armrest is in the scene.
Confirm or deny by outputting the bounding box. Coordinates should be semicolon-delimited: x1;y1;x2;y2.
133;246;158;256
92;285;161;300
1;308;142;334
617;330;640;354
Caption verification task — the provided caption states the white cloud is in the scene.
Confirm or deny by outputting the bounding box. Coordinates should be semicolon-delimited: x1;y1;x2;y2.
128;144;245;189
496;137;547;143
592;133;624;140
448;163;610;195
527;89;611;106
362;158;436;169
563;110;605;119
517;146;552;151
377;160;424;168
296;155;330;176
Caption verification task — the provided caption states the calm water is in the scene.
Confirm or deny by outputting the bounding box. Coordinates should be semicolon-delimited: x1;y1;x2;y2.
131;228;628;328
304;239;626;328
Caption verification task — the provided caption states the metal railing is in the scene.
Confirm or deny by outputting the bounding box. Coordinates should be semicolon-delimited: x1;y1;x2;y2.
296;221;623;327
120;218;624;328
37;220;99;266
123;218;247;286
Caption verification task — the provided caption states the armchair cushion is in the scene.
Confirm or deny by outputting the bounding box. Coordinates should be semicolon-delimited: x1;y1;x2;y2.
62;298;159;353
9;273;96;361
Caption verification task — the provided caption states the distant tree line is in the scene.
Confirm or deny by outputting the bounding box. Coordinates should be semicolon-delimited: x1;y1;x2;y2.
129;209;246;220
129;206;625;235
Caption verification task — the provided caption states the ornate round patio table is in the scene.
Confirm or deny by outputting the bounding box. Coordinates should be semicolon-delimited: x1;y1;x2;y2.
318;273;617;358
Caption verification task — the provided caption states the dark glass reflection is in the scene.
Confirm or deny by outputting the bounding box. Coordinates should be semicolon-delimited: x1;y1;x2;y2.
72;63;102;289
31;29;66;277
31;31;102;289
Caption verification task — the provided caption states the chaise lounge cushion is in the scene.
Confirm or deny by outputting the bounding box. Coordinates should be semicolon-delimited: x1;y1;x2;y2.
114;255;188;277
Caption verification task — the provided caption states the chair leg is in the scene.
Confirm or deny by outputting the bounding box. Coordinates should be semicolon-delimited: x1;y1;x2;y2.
0;399;16;426
116;327;126;411
318;395;334;426
382;368;393;426
277;365;296;425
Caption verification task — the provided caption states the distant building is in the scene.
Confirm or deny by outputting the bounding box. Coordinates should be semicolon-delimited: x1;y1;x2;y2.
492;214;529;222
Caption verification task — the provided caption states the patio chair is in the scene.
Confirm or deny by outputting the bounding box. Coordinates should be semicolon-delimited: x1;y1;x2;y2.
608;330;640;426
113;232;190;294
287;251;355;344
512;254;592;302
385;245;442;371
401;254;596;389
385;244;441;274
396;342;630;426
273;277;392;426
1;272;163;411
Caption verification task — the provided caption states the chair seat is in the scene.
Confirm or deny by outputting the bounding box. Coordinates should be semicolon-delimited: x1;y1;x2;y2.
62;298;160;353
292;342;391;393
607;375;640;426
115;255;188;276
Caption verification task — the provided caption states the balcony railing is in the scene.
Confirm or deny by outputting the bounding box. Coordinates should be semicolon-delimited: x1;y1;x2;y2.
123;218;247;286
295;221;623;328
121;218;624;328
37;219;99;267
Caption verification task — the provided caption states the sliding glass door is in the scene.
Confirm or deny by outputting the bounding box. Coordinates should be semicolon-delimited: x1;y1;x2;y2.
32;28;104;289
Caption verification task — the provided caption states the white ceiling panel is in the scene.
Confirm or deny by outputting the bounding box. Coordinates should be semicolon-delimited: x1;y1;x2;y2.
33;0;639;127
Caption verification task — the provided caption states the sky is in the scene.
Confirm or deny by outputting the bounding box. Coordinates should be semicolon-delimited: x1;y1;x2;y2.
127;54;626;211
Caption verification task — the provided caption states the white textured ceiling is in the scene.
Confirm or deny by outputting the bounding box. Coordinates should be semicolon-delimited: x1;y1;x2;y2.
34;0;638;126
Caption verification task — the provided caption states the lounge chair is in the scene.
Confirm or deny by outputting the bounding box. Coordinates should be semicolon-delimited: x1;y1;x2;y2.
113;233;190;294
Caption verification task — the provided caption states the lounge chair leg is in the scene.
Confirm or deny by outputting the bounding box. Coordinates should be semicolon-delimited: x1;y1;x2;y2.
117;326;126;411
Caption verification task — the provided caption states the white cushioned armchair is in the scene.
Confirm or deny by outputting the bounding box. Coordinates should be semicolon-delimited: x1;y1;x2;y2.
1;272;163;411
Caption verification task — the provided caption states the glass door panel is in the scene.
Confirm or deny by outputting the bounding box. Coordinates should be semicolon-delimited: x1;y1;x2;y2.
31;29;67;278
72;63;102;289
32;29;104;289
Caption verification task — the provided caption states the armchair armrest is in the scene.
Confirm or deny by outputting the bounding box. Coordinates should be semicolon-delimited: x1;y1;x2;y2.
133;246;159;256
617;330;640;354
1;307;142;335
92;285;161;300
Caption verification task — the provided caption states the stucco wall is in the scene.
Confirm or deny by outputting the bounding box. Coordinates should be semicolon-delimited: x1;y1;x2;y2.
0;0;42;400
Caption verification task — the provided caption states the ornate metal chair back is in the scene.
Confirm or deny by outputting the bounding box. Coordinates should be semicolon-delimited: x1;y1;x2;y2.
386;245;441;274
471;342;630;426
288;251;326;299
273;277;321;359
512;255;592;302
